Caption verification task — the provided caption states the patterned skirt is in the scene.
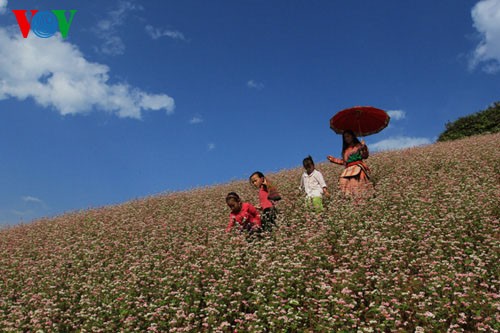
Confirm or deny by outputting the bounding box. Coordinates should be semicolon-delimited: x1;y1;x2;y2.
339;163;373;197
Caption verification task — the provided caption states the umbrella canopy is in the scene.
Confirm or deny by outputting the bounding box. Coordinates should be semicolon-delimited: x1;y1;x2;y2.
330;106;390;136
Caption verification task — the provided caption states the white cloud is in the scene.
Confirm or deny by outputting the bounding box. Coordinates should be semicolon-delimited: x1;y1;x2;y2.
93;1;142;56
247;80;264;90
189;116;203;124
21;196;47;210
387;110;406;121
15;196;47;219
0;27;175;119
22;196;43;204
0;0;7;14
370;136;432;152
145;25;186;41
208;143;215;151
470;0;500;73
0;196;48;226
97;36;125;57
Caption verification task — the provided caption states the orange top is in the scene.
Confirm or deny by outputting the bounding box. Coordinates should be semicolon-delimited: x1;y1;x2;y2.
330;144;369;167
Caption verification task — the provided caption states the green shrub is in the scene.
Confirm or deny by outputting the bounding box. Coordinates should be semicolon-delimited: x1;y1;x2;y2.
438;102;500;142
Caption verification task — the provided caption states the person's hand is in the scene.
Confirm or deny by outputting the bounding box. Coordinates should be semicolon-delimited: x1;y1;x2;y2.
327;155;335;162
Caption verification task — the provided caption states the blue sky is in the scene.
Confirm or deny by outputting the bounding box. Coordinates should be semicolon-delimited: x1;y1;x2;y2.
1;0;499;226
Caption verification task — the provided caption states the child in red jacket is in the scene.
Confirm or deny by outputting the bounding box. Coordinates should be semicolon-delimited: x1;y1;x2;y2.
225;192;262;233
249;171;281;231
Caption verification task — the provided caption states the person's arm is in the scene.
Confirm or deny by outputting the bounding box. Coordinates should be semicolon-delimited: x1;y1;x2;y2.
327;155;344;165
247;204;262;229
323;187;330;196
315;171;329;197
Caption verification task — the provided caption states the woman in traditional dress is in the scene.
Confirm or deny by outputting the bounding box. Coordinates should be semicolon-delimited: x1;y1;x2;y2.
327;130;373;197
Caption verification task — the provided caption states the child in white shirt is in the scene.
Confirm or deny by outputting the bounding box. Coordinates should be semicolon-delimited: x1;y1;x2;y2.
300;156;329;212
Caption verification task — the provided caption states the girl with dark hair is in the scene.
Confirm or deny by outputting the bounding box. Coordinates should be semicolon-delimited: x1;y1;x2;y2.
249;171;280;231
225;192;262;233
327;130;373;197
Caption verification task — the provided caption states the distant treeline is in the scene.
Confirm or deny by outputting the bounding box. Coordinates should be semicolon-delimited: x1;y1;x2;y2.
438;102;500;142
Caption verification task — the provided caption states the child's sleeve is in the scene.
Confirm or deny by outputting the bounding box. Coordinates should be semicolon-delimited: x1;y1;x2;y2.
315;171;327;189
248;204;262;229
299;174;304;190
247;204;258;218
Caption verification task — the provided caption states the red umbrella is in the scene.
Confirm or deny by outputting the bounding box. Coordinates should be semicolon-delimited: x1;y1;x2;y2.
330;106;390;136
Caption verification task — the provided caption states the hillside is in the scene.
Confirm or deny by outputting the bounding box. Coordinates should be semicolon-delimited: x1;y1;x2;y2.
1;133;499;332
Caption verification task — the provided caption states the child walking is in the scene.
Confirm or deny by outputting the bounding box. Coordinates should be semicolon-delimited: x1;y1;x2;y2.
299;156;329;212
225;192;262;234
249;171;281;231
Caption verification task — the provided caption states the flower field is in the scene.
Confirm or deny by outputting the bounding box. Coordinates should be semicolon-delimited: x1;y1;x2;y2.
1;133;499;332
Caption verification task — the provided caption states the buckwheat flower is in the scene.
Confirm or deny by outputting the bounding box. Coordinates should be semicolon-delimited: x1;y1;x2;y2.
423;311;435;318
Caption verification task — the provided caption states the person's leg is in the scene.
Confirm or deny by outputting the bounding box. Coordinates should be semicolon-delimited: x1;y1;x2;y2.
312;196;323;213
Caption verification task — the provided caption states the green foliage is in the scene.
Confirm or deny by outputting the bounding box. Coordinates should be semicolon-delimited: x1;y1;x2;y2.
438;102;500;142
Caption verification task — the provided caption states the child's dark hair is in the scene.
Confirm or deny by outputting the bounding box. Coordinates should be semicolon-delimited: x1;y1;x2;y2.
249;171;265;181
249;171;267;190
226;192;241;203
303;155;315;167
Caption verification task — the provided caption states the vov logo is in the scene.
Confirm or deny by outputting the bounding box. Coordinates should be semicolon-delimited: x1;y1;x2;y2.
12;10;77;38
